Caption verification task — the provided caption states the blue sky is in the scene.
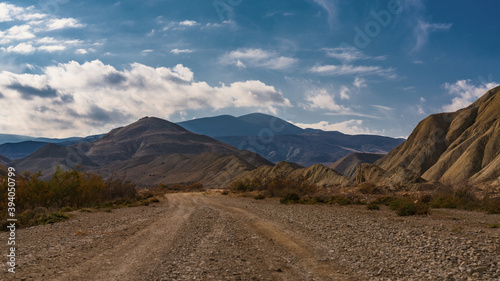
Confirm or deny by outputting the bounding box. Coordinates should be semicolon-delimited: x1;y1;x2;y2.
0;0;498;138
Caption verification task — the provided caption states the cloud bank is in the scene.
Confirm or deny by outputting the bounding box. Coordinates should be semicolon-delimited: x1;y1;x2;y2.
0;60;291;137
442;80;498;112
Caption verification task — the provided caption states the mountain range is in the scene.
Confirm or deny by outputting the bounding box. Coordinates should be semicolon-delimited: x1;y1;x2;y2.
4;86;499;188
178;113;404;166
0;135;104;160
13;117;271;187
2;113;404;168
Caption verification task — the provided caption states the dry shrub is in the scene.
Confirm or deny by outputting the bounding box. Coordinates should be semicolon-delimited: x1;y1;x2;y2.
231;174;317;198
0;166;139;229
358;182;381;194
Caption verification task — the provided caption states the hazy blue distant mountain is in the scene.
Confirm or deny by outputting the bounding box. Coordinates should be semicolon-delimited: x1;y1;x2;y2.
0;134;82;145
0;141;49;160
237;113;304;135
178;115;266;137
0;134;104;159
177;113;304;137
218;132;404;167
58;134;105;146
178;113;404;166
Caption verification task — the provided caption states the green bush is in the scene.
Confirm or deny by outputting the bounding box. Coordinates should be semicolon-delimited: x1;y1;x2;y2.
429;184;481;210
373;196;398;206
329;195;353;205
396;201;430;216
280;193;301;204
367;203;380;210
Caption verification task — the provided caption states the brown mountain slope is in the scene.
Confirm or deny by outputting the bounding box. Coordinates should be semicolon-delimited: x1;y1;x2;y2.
113;151;272;187
0;154;10;166
13;143;98;177
375;86;500;185
0;164;7;177
356;163;425;187
330;152;384;179
235;161;351;187
86;117;236;166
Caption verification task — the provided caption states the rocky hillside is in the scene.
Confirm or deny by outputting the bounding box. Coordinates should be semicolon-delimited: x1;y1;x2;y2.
235;161;351;187
86;117;236;166
329;152;384;178
373;86;500;186
13;143;98;177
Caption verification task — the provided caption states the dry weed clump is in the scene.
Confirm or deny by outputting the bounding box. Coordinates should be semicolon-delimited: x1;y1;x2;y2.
0;167;140;229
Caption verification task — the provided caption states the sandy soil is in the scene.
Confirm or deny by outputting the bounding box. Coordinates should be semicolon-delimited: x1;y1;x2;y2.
1;192;499;280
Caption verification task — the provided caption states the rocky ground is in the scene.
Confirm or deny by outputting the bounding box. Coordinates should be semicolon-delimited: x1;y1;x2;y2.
1;192;499;280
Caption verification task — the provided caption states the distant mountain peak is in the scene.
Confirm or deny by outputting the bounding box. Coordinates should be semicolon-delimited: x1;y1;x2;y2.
178;112;304;137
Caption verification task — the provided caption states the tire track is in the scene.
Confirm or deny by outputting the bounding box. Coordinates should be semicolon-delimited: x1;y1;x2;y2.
199;195;349;281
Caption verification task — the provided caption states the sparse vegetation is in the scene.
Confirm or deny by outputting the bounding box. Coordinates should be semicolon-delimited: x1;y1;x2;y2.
0;166;141;228
231;173;317;198
358;182;381;194
367;203;380;210
280;193;301;204
157;182;204;192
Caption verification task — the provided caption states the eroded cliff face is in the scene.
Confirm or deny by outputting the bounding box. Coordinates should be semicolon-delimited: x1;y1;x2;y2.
372;86;500;186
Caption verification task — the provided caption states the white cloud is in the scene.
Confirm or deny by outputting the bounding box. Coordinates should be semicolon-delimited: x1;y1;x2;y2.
353;77;366;89
412;20;452;52
305;88;346;111
178;20;198;27
0;60;291;137
2;43;35;54
303;86;379;119
312;0;338;28
324;46;386;63
170;48;194;54
141;49;154;54
162;20;203;31
203;20;235;28
0;3;45;22
339;85;349;100
220;48;297;70
293;119;376;135
309;64;395;78
38;45;66;52
45;18;85;30
0;3;87;54
372;105;393;111
75;48;88;54
441;80;498;112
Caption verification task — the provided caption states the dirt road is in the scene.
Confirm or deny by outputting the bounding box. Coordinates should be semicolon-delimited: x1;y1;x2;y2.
1;192;499;280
